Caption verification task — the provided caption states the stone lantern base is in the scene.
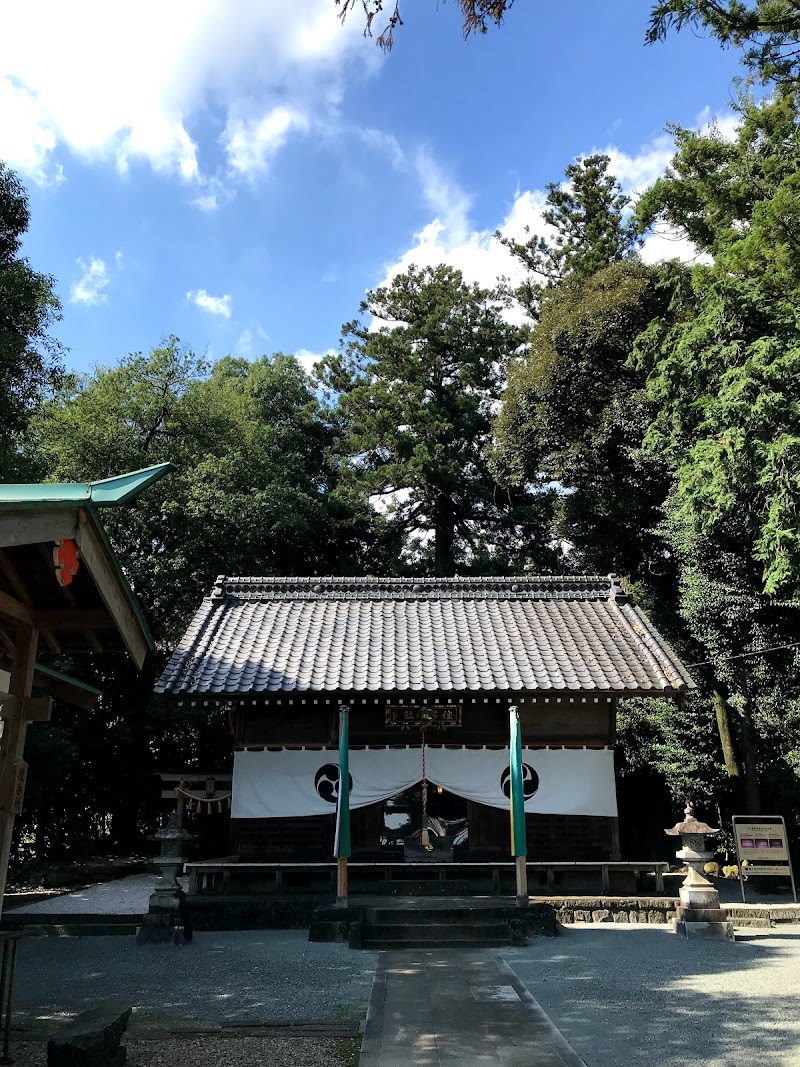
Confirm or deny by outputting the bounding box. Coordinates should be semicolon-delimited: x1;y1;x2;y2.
136;883;193;945
672;868;734;940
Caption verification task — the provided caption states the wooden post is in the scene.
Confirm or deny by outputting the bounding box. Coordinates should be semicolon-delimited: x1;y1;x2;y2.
335;706;350;905
0;625;39;916
337;856;348;903
515;856;528;908
509;706;529;908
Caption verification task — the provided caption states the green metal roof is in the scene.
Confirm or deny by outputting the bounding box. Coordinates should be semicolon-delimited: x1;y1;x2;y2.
33;663;103;697
0;463;176;509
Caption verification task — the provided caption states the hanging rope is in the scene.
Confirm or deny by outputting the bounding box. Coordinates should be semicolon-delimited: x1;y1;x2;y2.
420;724;432;850
176;786;232;815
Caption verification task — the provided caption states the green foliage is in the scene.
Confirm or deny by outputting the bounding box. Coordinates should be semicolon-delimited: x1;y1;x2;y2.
635;90;800;598
500;154;639;317
16;338;389;860
318;264;558;577
494;258;673;588
33;338;385;641
616;694;728;803
647;0;800;84
0;162;62;481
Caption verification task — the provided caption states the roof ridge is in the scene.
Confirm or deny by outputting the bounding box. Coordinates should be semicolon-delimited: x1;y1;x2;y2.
210;574;620;602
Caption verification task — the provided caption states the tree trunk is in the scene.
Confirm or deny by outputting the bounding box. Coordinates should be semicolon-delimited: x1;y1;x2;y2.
712;688;742;780
733;669;761;815
433;497;456;577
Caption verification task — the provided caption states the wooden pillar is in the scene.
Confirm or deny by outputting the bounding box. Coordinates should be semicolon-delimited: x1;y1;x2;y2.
515;856;528;908
0;625;39;915
337;856;348;902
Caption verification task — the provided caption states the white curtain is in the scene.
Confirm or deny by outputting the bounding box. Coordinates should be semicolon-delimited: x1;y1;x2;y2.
232;746;617;819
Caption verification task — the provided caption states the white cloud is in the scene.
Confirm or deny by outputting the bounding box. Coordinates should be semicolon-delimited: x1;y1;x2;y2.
70;256;110;306
376;187;550;325
294;347;334;376
236;329;254;356
413;150;472;247
0;1;376;188
602;134;676;200
187;289;232;318
378;109;741;297
224;106;310;178
640;224;712;266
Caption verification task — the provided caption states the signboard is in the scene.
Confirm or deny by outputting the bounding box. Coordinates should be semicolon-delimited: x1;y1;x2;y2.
0;759;28;816
732;815;796;903
385;704;462;730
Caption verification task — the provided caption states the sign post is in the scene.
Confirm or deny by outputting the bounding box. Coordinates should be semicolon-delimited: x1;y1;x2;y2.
732;816;796;904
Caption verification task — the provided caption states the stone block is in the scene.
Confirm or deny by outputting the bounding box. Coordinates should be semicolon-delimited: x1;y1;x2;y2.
612;910;629;923
48;1004;131;1067
591;909;611;922
647;910;667;924
673;920;735;940
573;910;591;922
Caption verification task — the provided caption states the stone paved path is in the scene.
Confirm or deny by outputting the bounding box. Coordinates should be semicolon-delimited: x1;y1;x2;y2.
359;949;586;1067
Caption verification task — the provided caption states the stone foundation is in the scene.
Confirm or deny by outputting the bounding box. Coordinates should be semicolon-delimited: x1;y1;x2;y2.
539;896;679;925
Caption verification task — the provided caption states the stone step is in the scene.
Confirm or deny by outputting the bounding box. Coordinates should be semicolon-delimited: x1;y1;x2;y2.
4;912;143;927
367;908;511;925
18;923;138;937
365;921;510;942
363;936;512;949
728;917;773;928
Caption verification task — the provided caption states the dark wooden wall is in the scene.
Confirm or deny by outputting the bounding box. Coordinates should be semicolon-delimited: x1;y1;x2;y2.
234;691;615;748
229;690;619;862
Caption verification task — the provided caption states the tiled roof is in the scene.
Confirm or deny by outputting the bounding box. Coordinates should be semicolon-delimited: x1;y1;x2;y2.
155;576;695;697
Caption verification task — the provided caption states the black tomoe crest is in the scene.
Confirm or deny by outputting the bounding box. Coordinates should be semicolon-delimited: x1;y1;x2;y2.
500;763;539;801
314;763;353;803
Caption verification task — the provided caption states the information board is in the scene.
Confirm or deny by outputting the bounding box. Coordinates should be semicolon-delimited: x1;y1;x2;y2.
732;815;796;903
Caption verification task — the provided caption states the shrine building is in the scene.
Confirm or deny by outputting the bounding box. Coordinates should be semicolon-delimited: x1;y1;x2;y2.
156;575;694;895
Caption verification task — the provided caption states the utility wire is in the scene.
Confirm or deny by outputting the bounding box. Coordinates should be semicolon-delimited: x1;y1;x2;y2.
687;640;800;669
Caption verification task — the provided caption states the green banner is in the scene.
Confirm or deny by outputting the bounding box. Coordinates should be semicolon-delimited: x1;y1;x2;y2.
335;706;351;858
509;707;527;857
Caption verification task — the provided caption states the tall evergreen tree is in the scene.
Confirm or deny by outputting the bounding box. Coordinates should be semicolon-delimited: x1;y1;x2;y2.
0;162;62;481
318;264;558;577
500;154;639;318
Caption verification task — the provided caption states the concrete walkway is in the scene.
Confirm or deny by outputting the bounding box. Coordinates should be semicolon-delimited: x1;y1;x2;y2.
360;949;585;1067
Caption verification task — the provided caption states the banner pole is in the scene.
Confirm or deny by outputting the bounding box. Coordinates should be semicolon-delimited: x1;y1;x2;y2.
509;706;528;908
336;705;351;905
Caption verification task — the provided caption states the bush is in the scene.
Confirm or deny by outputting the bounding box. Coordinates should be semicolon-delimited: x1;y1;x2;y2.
722;864;739;879
704;861;721;877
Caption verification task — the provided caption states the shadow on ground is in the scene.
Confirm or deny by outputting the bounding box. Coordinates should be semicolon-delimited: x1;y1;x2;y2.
504;924;800;1067
11;929;377;1032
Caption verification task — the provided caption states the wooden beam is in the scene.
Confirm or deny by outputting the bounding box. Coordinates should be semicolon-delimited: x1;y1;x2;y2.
0;590;35;627
0;694;52;722
0;509;77;550
75;512;148;669
0;550;32;605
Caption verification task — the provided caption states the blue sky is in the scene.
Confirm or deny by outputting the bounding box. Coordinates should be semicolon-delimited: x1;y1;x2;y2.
2;1;743;377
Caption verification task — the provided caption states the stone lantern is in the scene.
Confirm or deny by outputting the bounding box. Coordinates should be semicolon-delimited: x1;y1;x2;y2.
136;812;194;945
665;803;733;940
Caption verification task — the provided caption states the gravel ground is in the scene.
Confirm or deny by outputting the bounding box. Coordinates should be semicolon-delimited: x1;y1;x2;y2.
504;923;800;1067
12;929;376;1030
8;874;181;914
5;1035;359;1067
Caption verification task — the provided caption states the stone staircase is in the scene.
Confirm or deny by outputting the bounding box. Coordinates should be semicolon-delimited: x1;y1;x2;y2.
309;897;557;948
2;912;141;937
360;904;519;949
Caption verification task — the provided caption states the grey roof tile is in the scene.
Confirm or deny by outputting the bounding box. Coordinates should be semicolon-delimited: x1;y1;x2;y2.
155;576;695;697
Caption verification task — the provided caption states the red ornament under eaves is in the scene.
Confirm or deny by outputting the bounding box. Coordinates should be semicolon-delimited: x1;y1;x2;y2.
53;538;81;586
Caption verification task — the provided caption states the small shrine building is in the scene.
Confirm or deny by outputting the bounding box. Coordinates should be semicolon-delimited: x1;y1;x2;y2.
157;575;694;892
